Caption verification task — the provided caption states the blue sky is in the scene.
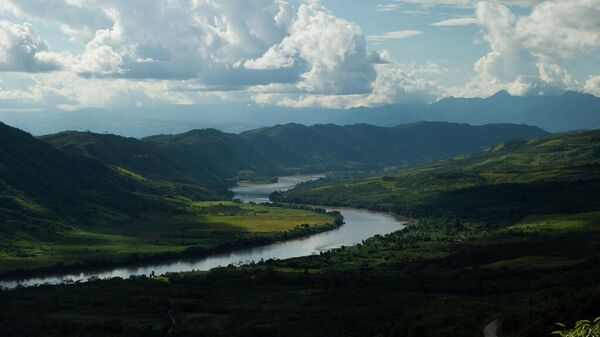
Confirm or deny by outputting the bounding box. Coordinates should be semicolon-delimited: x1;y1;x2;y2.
0;0;599;111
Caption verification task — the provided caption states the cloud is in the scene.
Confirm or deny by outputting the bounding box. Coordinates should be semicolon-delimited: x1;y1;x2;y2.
455;0;600;97
375;4;403;12
5;1;379;96
3;0;112;41
244;3;377;95
516;0;600;59
0;20;65;72
251;60;444;108
385;0;547;6
366;30;422;42
584;75;600;97
0;71;197;110
431;17;478;26
0;1;411;109
386;0;472;6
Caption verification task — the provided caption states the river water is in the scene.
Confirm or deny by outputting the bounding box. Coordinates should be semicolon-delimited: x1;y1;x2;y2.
0;175;405;289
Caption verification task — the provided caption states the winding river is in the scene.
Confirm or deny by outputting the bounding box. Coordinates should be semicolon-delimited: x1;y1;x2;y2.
0;175;405;289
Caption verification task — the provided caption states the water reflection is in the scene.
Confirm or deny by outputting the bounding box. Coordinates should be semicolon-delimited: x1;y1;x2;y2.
1;175;405;289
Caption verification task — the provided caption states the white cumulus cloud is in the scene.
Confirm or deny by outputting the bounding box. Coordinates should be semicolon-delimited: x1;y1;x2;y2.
246;3;377;95
0;20;65;72
455;0;600;97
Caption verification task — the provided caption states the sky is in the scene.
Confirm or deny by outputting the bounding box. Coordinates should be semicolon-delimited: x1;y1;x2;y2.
0;0;599;112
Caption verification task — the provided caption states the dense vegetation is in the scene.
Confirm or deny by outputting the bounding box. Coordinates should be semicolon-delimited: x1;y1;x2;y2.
43;121;547;183
274;130;600;222
0;123;336;275
1;129;598;337
42;129;278;188
240;121;548;172
1;119;545;274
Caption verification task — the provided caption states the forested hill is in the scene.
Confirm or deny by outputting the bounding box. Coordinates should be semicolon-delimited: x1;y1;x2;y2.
240;122;548;172
43;122;547;183
0;122;222;232
274;129;600;223
43;129;281;187
0;122;150;231
143;129;281;182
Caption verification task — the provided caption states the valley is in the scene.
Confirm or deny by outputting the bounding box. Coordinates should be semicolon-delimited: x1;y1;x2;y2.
0;121;598;337
1;3;599;337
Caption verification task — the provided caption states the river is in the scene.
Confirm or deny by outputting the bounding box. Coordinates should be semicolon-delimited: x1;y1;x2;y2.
0;174;405;289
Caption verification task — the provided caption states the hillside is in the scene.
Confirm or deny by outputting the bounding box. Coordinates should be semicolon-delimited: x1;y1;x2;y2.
0;123;332;274
274;129;600;222
241;122;549;172
2;129;598;337
0;122;155;227
43;122;547;182
43;129;284;187
144;129;282;181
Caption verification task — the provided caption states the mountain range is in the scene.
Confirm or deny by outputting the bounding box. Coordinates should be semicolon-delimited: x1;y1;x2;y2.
1;91;598;137
0;120;546;237
42;121;548;184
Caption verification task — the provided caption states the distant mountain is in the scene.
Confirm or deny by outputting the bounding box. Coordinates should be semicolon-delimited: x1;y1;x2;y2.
3;91;597;137
274;128;600;221
240;122;549;172
341;91;600;132
43;129;283;186
143;129;281;182
42;129;276;187
44;122;547;179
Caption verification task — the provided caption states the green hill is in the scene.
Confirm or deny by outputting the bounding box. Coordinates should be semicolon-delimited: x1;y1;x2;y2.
2;129;598;337
274;129;600;223
241;121;548;172
143;128;282;182
43;122;547;184
0;123;332;274
0;122;154;227
42;129;280;187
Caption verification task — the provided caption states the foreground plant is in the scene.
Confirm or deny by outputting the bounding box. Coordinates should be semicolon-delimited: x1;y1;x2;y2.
553;317;600;337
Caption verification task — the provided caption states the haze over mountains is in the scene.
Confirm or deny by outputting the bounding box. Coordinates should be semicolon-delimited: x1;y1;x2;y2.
2;91;599;137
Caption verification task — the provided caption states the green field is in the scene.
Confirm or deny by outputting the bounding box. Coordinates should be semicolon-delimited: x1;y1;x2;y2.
187;201;333;232
0;201;335;274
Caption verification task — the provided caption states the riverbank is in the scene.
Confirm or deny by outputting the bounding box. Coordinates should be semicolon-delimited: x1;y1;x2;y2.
0;207;343;289
1;208;597;337
1;173;407;289
0;200;341;288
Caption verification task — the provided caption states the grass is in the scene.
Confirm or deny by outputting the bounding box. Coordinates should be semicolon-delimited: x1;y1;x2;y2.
482;256;579;270
507;211;600;233
190;201;333;232
0;201;335;274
